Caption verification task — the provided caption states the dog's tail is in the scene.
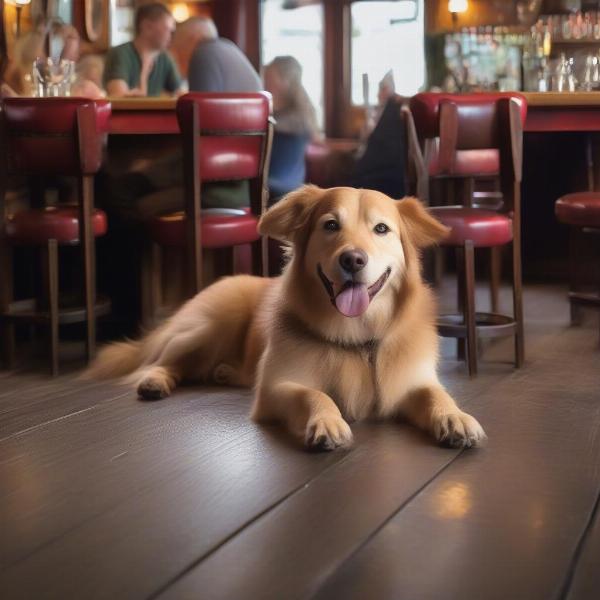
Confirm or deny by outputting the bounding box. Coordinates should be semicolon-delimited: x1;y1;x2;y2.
84;339;145;380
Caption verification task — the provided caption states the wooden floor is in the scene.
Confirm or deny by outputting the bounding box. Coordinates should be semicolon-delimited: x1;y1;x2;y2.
1;282;599;600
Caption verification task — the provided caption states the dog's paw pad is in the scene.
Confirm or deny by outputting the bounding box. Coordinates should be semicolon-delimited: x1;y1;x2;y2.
434;411;486;449
305;415;353;452
137;379;170;400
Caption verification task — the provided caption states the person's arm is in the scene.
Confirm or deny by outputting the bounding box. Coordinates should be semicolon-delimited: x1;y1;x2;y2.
164;53;184;96
104;47;155;98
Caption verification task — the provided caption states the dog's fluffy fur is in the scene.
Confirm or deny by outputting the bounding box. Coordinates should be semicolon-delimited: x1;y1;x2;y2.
87;186;485;450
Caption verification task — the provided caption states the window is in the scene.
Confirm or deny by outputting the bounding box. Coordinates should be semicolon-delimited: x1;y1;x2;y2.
351;0;425;105
260;0;325;129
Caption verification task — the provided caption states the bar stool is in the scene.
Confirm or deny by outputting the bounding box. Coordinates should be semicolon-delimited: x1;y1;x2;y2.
143;92;273;321
0;98;111;374
555;192;600;334
417;95;526;375
409;92;527;310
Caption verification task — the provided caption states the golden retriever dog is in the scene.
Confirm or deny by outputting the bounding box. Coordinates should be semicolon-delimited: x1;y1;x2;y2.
87;185;486;450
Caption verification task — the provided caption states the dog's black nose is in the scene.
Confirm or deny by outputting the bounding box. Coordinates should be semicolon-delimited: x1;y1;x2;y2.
339;249;368;274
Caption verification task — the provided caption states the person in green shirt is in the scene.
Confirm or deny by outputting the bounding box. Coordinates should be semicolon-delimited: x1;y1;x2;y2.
103;3;182;97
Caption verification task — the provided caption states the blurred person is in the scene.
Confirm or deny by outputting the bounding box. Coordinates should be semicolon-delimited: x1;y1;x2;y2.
1;25;103;99
351;94;407;199
105;17;264;222
263;56;319;199
3;30;45;96
176;17;261;92
74;54;105;90
103;2;182;97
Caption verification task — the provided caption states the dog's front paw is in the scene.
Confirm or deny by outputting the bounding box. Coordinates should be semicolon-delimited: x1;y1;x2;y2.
137;367;176;400
432;410;486;448
305;413;353;451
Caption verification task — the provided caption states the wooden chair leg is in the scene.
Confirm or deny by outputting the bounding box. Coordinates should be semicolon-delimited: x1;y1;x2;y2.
141;241;162;328
47;239;59;376
569;227;583;325
456;246;466;360
464;240;478;376
0;243;15;369
79;175;96;362
512;238;525;368
490;246;501;313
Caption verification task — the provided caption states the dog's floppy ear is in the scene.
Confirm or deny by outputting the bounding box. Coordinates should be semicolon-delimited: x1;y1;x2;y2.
397;197;450;248
258;184;323;243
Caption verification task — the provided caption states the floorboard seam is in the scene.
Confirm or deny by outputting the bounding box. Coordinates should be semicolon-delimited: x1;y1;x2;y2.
147;450;356;600
0;390;132;443
306;449;465;600
557;482;600;600
0;379;111;417
0;425;259;573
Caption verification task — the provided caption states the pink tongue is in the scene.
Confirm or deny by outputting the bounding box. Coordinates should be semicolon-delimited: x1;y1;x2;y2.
335;284;370;317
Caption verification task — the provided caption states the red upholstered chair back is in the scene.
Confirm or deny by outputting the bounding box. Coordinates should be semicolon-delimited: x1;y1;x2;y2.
409;92;527;142
411;93;525;220
1;97;111;176
176;92;273;184
409;93;526;180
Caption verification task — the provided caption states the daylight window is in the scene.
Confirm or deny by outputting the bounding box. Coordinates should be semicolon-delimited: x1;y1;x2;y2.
351;0;425;105
261;0;325;129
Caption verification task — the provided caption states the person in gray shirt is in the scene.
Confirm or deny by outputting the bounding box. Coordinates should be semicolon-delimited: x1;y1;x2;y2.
170;17;262;92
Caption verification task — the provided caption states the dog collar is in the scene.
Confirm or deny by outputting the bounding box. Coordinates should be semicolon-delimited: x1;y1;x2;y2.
279;311;379;355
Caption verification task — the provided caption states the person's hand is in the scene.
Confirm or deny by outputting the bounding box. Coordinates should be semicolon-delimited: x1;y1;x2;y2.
138;51;158;96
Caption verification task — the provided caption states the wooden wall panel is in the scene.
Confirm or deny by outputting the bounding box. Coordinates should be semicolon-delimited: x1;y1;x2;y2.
210;0;260;70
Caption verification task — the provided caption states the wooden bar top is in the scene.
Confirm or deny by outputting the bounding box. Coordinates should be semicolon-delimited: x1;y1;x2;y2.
105;93;600;135
523;91;600;106
107;93;600;111
108;97;177;110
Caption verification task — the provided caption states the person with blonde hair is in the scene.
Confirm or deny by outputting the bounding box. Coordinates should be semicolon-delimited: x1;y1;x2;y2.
2;30;45;96
263;56;319;199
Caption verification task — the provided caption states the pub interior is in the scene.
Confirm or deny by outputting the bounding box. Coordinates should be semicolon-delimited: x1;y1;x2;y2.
1;1;600;598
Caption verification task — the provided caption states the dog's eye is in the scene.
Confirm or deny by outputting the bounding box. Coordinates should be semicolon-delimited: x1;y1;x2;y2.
374;223;390;235
324;219;340;232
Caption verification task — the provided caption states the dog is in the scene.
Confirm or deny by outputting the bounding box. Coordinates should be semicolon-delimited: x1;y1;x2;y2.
87;185;486;450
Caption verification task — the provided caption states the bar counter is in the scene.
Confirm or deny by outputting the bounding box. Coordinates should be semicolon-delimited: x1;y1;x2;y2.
107;93;600;135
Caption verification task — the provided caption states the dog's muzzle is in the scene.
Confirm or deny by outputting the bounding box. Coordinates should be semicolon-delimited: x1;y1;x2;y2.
317;264;391;318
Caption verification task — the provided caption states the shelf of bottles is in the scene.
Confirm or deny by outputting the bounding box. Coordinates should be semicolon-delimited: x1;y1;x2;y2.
526;12;600;91
444;27;526;92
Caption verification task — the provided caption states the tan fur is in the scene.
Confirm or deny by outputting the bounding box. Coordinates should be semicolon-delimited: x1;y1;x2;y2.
87;186;486;449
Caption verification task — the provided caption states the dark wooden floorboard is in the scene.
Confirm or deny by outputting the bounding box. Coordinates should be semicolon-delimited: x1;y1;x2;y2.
0;284;598;600
0;378;129;440
157;286;593;600
0;388;346;599
158;423;464;600
311;328;600;600
566;488;600;600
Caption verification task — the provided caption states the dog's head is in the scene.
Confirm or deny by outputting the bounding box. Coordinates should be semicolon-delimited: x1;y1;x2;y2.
259;185;448;319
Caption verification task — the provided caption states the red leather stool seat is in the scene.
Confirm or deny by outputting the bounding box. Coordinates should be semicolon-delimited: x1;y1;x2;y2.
148;210;260;248
429;206;513;247
5;207;108;245
555;192;600;228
